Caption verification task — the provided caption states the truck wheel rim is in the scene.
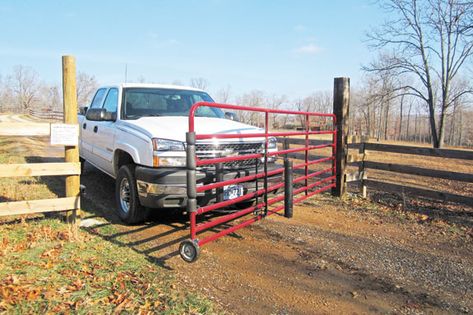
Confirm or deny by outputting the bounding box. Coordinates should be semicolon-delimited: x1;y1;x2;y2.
119;177;131;214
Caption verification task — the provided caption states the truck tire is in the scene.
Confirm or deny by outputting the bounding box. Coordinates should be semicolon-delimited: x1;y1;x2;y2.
115;164;149;224
235;200;256;210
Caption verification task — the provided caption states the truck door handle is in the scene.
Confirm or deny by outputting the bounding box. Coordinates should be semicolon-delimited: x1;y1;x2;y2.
82;123;87;129
93;126;98;133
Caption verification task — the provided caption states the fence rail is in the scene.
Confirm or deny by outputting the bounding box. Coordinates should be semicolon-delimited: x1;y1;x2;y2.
28;108;63;121
0;56;80;221
0;197;80;217
348;140;473;206
0;162;81;177
364;142;473;160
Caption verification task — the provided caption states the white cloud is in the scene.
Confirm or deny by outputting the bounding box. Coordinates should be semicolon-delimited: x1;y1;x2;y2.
293;24;307;32
293;43;321;55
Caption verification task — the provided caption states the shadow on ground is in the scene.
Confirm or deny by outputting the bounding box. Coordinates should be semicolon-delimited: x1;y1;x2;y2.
347;182;473;228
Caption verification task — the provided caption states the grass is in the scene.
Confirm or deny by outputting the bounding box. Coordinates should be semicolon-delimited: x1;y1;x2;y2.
0;138;218;314
0;219;216;313
0;138;61;203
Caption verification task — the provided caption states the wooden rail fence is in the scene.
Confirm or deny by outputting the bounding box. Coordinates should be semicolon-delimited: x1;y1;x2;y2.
0;56;81;221
278;136;473;206
349;141;473;206
28;108;63;121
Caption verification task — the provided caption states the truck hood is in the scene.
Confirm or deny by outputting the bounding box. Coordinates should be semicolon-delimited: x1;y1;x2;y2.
117;116;265;142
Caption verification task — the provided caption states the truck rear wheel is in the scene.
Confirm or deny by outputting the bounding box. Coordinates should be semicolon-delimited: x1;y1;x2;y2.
115;164;149;224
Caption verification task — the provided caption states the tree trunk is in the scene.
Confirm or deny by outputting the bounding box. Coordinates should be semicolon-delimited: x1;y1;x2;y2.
438;102;448;148
398;95;404;141
406;102;412;141
377;102;383;141
414;113;419;142
426;97;440;148
448;103;457;145
384;100;390;140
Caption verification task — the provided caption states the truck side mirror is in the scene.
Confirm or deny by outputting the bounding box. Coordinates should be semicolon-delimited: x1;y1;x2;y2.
225;112;238;121
79;106;88;115
85;108;116;121
103;111;117;121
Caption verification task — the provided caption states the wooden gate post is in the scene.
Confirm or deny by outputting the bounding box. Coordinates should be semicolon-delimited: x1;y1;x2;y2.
62;56;80;223
332;77;350;197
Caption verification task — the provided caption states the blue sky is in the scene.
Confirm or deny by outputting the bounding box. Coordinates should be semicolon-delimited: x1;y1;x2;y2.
0;0;383;98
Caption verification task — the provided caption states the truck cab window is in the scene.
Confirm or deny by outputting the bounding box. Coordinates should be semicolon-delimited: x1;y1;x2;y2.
122;88;224;119
103;88;118;113
90;88;107;108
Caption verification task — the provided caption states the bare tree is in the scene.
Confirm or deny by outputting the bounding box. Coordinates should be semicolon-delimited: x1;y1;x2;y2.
267;94;287;128
235;90;265;126
190;77;209;90
365;0;473;148
10;65;40;111
215;85;232;103
294;98;305;128
76;72;99;107
0;74;13;112
47;85;62;112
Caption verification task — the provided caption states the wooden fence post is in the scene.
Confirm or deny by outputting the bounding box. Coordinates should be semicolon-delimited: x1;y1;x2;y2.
332;77;350;197
62;56;80;224
359;142;367;198
283;137;289;151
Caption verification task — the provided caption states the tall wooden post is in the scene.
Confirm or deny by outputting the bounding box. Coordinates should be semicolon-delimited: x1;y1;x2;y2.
62;56;80;223
358;142;367;198
332;77;350;197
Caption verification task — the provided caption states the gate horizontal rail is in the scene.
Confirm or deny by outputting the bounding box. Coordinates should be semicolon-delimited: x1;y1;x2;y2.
179;101;337;262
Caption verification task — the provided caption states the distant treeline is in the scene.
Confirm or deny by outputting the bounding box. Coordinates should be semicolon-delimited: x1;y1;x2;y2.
1;65;471;147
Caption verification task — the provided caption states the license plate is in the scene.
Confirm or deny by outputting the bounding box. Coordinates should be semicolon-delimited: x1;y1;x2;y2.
223;185;244;200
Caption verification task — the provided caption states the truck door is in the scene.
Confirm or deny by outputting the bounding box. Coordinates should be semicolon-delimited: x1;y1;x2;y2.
91;88;118;175
81;88;107;162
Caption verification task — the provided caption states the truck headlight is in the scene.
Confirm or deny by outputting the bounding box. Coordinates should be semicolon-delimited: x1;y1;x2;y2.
261;137;277;151
152;138;186;167
152;138;185;151
261;137;278;163
268;137;277;150
155;157;186;167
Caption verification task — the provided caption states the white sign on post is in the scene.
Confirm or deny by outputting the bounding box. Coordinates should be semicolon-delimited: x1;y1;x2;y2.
50;124;79;146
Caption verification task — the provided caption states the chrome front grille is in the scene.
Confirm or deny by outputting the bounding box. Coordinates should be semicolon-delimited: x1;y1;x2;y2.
196;142;263;169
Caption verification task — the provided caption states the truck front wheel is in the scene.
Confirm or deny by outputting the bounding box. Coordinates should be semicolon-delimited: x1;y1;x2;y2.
115;165;149;224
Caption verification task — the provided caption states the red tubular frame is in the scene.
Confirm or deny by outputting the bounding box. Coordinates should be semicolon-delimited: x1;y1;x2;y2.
186;101;337;250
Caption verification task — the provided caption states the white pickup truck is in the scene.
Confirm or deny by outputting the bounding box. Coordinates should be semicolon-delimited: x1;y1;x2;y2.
78;83;280;224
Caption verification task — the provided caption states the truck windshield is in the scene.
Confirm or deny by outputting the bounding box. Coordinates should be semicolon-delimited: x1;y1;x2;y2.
122;88;224;119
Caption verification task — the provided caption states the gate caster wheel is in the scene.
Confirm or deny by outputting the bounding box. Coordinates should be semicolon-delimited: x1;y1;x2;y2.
179;240;200;263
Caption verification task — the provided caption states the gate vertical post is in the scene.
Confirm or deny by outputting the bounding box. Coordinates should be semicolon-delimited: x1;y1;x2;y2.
215;163;223;203
332;77;350;198
62;56;80;224
186;131;197;240
284;158;293;218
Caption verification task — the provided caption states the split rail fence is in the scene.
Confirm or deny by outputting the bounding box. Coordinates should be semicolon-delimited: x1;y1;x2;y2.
277;136;473;206
348;140;473;206
0;56;81;221
28;108;63;121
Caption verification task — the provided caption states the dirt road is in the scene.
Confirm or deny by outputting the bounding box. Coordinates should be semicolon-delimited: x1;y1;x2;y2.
79;163;473;314
2;114;472;314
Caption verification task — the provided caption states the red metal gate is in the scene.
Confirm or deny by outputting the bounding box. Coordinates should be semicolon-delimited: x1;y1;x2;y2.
179;102;336;262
